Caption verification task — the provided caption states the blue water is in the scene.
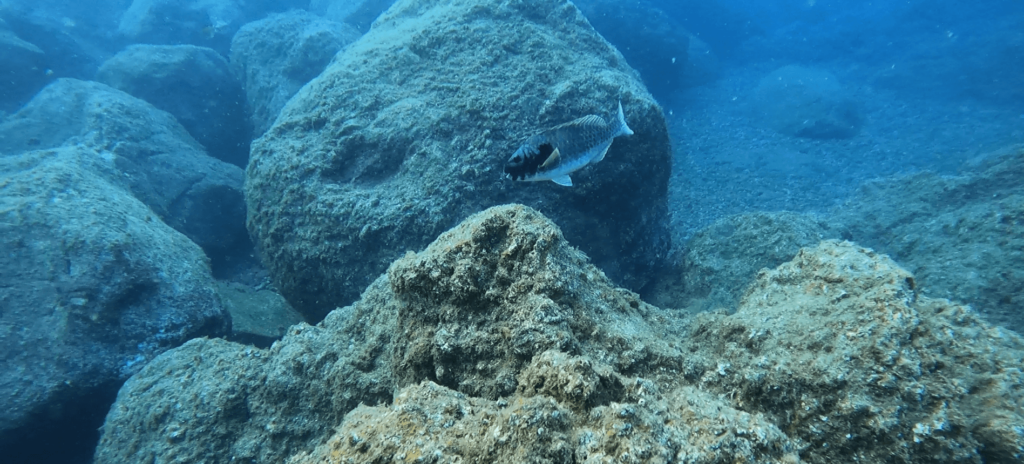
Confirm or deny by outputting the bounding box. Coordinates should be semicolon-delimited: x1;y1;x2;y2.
1;0;1022;462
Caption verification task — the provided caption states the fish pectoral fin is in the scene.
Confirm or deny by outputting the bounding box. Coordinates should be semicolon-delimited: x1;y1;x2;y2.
539;148;561;169
592;143;611;163
550;174;573;187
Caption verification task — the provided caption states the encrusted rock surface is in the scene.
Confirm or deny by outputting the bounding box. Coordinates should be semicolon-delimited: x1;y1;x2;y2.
684;240;1024;463
0;145;230;462
96;44;250;166
674;211;837;311
230;11;360;136
833;144;1024;333
246;0;673;322
0;78;249;267
216;281;305;347
94;205;1024;464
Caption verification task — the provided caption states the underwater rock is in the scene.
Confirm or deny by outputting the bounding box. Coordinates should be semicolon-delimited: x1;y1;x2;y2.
290;379;796;464
230;11;360;137
685;240;1024;463
754;65;863;139
676;211;838;311
0;145;230;462
92;204;694;463
247;0;673;322
833;144;1024;333
96;44;250;167
93;206;1024;463
116;0;298;54
0;78;249;267
215;281;305;347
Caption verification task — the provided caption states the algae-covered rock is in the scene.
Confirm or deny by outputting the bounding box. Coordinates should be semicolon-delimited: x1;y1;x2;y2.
684;240;1024;463
290;378;797;464
94;206;1024;464
833;144;1024;333
678;211;837;310
246;0;673;322
116;0;297;53
295;240;1024;464
0;78;249;267
96;44;250;166
0;146;230;462
754;65;863;139
230;11;360;137
383;205;680;399
94;204;684;463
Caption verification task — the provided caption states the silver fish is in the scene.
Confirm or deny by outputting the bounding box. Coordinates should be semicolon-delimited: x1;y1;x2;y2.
503;101;633;187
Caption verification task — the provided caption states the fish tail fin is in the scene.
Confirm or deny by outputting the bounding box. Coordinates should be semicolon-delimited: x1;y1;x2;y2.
617;100;634;136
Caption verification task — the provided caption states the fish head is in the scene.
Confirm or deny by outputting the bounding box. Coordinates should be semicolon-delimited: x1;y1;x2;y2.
505;149;527;168
503;142;555;181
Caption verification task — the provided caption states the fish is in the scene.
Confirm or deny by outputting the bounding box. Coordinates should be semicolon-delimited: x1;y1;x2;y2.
503;101;634;187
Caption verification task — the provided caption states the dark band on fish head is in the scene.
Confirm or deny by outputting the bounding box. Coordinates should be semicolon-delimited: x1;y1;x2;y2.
504;142;555;181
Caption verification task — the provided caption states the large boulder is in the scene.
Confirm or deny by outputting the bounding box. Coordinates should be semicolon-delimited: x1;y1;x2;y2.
682;241;1024;464
246;0;673;321
0;145;231;463
94;205;717;463
675;211;838;310
93;206;1024;463
0;78;250;267
230;11;361;137
833;144;1024;333
96;44;251;167
754;65;863;139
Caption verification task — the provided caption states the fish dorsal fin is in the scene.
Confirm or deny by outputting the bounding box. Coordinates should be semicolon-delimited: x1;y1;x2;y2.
551;174;573;186
539;147;560;169
617;100;634;136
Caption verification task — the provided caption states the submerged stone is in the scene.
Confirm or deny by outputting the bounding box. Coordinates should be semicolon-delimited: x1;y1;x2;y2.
230;11;361;137
754;65;863;139
93;206;1024;464
96;44;251;167
246;0;673;322
0;146;230;462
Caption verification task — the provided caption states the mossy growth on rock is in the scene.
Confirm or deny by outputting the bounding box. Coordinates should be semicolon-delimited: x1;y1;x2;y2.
245;0;673;322
95;206;1024;464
